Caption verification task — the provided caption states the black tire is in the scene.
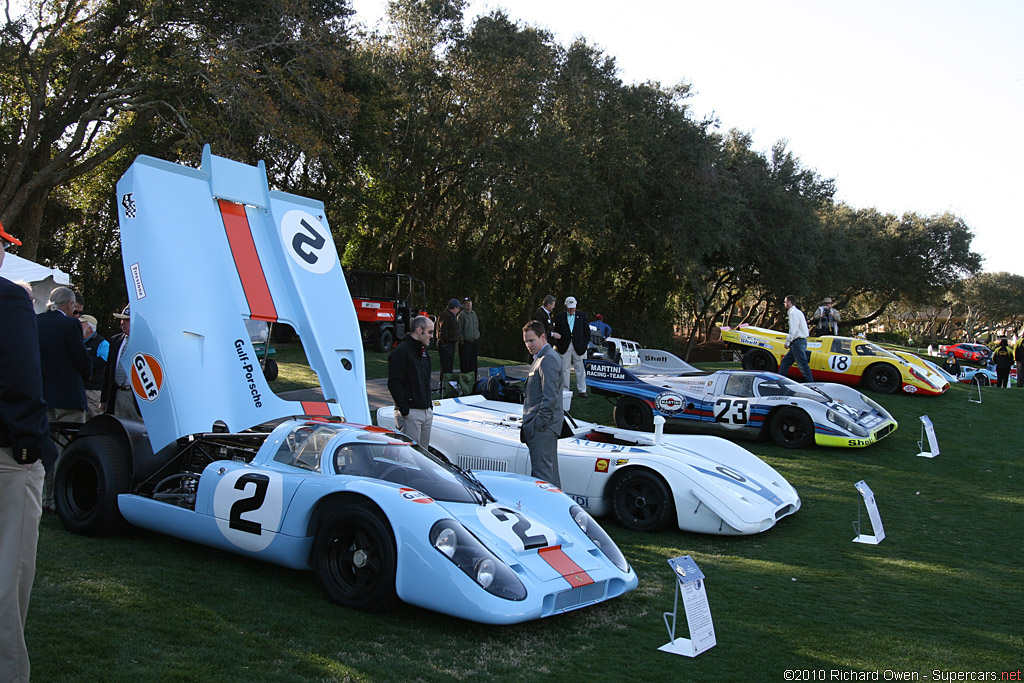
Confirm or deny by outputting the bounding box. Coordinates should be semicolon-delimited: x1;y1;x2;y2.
743;348;778;372
373;328;394;353
974;374;990;386
769;407;814;449
613;397;654;431
54;435;131;536
261;357;279;382
611;469;675;532
313;505;398;611
864;363;900;394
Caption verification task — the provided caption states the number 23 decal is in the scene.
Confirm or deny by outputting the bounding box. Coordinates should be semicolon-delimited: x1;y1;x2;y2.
714;398;748;424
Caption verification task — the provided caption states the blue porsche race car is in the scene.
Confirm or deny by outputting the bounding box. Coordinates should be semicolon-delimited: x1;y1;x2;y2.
52;148;636;624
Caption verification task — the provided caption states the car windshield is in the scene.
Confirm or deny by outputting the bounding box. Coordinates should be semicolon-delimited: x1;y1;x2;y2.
755;377;826;401
333;431;483;504
854;342;899;359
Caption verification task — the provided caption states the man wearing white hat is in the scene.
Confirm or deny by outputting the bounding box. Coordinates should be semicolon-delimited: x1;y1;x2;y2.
552;296;590;397
101;305;142;421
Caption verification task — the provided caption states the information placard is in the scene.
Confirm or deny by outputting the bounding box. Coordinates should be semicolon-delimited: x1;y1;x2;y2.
659;555;717;657
852;480;885;544
916;415;939;458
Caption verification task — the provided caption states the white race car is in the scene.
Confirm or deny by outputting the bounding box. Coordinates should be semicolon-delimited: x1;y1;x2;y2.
377;397;801;536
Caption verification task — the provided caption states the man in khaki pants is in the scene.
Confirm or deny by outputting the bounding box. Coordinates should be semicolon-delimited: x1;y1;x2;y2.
0;221;49;683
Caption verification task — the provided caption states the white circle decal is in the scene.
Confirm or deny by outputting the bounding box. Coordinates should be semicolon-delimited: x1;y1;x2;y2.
213;468;284;552
281;210;335;274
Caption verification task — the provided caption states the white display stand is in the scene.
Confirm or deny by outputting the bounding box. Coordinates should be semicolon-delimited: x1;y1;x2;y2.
659;555;716;657
968;376;983;404
852;480;885;545
916;415;939;458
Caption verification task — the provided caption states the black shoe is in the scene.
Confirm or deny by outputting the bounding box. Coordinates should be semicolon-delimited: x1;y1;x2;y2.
578;392;588;398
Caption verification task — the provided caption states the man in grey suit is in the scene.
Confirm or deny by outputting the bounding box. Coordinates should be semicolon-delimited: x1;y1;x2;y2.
520;320;564;487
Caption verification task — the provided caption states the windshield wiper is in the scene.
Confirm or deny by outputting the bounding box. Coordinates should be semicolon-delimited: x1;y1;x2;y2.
449;461;495;505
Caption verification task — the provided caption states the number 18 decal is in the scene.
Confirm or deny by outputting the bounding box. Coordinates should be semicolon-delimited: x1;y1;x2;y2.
213;468;284;552
829;355;851;372
281;209;336;275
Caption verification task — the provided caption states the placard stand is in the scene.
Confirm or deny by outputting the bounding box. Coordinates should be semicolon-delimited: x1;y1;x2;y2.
659;556;716;657
916;415;939;458
852;480;885;545
968;376;983;404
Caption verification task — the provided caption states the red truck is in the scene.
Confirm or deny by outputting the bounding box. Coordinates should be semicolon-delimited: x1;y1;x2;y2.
345;270;430;352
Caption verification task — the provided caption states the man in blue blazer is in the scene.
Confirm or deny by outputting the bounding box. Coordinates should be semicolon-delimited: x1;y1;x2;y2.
521;320;564;487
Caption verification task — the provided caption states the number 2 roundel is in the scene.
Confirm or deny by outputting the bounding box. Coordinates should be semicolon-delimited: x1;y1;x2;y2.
281;209;335;274
213;469;284;552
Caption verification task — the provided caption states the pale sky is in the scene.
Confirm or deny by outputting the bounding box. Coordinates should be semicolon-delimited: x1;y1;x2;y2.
352;0;1024;277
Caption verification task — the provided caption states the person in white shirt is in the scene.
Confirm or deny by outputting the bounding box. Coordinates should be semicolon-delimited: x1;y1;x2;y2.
778;295;814;382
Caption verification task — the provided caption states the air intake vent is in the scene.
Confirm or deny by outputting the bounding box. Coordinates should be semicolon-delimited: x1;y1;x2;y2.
457;455;508;472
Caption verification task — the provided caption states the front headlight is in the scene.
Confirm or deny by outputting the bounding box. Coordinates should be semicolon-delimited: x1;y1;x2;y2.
569;505;630;573
429;520;526;601
827;409;868;437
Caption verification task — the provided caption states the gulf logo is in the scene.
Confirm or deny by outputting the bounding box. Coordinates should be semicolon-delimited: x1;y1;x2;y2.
536;481;562;493
130;353;164;402
399;488;434;504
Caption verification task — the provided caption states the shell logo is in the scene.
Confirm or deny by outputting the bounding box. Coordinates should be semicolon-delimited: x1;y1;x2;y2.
131;353;164;402
594;458;610;473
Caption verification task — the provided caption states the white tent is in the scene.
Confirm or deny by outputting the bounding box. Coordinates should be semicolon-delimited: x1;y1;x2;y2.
0;251;72;313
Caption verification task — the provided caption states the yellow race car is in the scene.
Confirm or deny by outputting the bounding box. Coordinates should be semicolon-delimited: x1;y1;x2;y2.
720;326;950;396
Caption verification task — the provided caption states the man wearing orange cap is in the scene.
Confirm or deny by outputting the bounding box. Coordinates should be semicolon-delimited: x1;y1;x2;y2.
0;220;48;682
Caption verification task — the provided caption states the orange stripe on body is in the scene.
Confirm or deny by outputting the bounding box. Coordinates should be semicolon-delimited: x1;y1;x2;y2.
301;401;332;416
218;199;277;322
538;545;594;587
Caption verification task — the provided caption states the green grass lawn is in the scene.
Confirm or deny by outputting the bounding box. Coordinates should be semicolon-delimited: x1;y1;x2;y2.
27;356;1024;681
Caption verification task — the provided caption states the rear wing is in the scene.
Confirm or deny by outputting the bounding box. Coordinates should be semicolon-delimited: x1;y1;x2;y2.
116;146;369;452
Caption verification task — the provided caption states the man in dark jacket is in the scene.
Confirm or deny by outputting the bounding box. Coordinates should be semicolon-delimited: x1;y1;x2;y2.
992;339;1013;388
435;298;462;376
552;296;589;397
532;295;560;344
0;223;48;682
387;316;435;444
37;286;91;424
80;314;108;419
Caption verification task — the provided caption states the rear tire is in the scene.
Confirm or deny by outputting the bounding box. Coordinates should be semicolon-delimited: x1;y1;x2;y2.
613;397;654;431
864;364;900;394
54;435;131;536
314;505;398;611
974;374;990;386
769;407;814;449
611;469;674;532
743;349;778;373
